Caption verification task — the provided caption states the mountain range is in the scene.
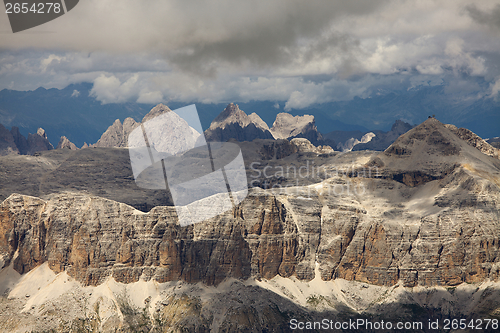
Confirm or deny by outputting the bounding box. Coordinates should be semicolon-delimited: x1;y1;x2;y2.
1;82;499;148
0;115;499;331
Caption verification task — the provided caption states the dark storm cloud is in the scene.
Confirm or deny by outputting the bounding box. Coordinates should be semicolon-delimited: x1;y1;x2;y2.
1;0;500;107
466;4;500;31
166;0;387;75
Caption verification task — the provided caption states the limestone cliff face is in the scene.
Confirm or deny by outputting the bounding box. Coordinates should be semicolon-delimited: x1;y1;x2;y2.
1;117;499;292
0;123;19;156
445;124;500;159
270;113;324;146
0;192;307;286
26;128;54;155
56;136;78;150
92;117;139;148
290;138;334;154
1;159;499;289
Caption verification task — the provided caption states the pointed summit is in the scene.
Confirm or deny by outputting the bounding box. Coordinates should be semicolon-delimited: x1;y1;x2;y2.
93;117;140;148
142;103;172;123
367;118;500;187
205;103;274;142
27;127;53;155
210;103;252;129
56;136;78;150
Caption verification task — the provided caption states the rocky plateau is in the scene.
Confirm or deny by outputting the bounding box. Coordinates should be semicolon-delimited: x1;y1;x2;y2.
0;114;499;331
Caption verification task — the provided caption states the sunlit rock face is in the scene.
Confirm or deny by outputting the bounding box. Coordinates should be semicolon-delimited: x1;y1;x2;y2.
1;117;500;332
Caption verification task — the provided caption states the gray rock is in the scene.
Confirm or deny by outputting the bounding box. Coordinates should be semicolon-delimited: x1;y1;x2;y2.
0;123;19;156
56;136;78;150
270;113;324;146
353;119;413;151
204;103;274;142
26;127;53;155
10;126;28;155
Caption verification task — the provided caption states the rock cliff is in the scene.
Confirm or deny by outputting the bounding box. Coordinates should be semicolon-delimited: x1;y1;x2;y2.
270;113;324;146
1;117;500;332
10;127;28;155
92;118;139;148
56;136;78;150
0;125;55;156
0;123;19;156
353;119;414;151
1;119;499;289
26;128;54;155
204;103;274;142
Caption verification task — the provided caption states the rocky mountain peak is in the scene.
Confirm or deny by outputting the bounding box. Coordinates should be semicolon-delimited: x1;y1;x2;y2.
383;118;461;161
386;118;458;155
56;136;78;150
248;112;270;131
0;123;19;156
391;119;413;133
36;128;47;139
205;103;274;142
27;128;53;155
142;103;171;123
270;113;324;145
370;117;499;187
210;103;249;129
10;126;28;154
93;117;140;148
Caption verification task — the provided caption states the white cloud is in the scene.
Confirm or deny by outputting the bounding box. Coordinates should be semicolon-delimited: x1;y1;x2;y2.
1;0;500;108
40;54;64;73
137;90;163;104
71;89;80;97
489;77;500;100
89;74;139;104
445;38;486;75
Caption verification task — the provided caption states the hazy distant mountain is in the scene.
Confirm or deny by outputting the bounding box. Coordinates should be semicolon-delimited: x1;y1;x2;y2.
1;117;500;331
352;120;414;151
270;113;326;146
487;137;500;149
0;123;18;156
56;136;78;150
204;103;274;142
0;83;154;147
0;124;54;156
1;82;498;148
93;118;140;148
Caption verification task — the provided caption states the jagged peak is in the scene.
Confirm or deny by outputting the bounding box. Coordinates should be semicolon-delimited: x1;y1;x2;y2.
209;103;253;130
56;136;78;150
270;113;318;141
142;103;172;123
248;113;270;131
391;119;413;133
384;117;460;156
272;113;315;127
445;124;500;159
212;103;245;122
36;128;47;139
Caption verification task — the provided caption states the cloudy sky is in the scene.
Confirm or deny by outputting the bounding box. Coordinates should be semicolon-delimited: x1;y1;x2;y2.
1;0;499;110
